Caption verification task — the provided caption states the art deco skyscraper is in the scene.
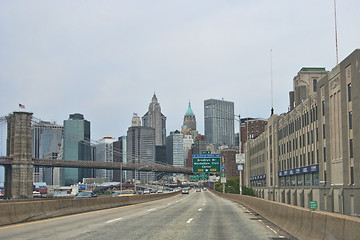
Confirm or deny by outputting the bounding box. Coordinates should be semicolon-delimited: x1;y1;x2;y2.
142;94;166;146
183;101;196;131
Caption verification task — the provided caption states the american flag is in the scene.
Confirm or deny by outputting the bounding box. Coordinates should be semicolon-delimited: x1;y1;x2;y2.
19;104;25;109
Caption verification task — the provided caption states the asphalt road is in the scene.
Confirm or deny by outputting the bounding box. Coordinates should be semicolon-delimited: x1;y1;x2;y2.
0;190;293;240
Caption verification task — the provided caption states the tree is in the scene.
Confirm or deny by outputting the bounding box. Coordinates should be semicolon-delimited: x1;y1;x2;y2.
214;177;255;196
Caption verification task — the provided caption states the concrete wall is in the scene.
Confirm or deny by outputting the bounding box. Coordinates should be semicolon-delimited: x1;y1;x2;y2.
211;190;360;240
0;191;180;226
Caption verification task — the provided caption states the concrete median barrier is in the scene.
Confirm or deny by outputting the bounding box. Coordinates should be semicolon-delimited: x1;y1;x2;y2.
210;190;360;240
0;191;180;226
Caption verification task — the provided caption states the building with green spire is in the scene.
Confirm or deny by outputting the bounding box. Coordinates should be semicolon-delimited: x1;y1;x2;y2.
183;101;196;131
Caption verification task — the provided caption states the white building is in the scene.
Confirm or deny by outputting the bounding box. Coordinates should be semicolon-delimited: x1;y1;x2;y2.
95;136;115;181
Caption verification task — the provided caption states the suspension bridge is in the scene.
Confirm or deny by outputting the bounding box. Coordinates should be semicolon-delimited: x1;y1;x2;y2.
0;111;192;199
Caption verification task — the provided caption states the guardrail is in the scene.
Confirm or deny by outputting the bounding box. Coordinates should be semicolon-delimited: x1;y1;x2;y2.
0;191;180;226
211;190;360;240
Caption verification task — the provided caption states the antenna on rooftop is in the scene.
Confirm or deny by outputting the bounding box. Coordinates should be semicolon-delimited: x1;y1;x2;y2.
334;0;339;65
270;49;274;116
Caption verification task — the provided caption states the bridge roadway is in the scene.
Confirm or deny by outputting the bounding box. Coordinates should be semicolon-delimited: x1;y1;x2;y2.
0;157;193;174
0;190;293;240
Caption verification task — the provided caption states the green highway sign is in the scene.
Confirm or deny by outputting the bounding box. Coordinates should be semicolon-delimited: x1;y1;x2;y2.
192;154;221;173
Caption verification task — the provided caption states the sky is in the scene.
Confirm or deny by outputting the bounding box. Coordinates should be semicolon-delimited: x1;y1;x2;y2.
1;0;360;145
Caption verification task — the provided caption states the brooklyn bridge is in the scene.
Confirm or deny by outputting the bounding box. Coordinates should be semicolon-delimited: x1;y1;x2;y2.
0;111;192;199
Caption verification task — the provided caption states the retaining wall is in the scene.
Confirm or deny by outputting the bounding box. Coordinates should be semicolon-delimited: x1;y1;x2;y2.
0;191;180;226
211;190;360;240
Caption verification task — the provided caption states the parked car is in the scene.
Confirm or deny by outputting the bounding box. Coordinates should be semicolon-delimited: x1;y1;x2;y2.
151;189;157;194
157;189;163;193
143;189;151;194
181;188;189;194
74;191;97;199
137;190;144;195
196;188;201;192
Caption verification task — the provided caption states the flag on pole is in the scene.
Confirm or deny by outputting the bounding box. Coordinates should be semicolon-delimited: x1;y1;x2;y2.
19;104;25;109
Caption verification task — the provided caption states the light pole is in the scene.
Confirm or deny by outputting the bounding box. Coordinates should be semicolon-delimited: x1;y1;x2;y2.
205;106;242;194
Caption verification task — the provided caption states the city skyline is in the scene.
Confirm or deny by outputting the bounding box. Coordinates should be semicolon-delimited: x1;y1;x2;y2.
1;1;360;142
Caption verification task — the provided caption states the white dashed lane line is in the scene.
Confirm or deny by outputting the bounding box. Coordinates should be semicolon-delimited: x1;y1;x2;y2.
186;218;193;224
106;217;123;224
148;208;156;212
198;208;202;212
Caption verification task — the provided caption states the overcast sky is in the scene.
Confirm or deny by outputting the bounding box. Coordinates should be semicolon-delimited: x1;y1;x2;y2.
1;0;359;144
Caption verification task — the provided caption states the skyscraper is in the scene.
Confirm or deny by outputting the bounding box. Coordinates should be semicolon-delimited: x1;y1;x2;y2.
62;113;92;186
95;136;115;181
166;130;184;167
183;101;196;131
142;93;166;146
31;121;63;184
126;126;156;183
204;99;235;150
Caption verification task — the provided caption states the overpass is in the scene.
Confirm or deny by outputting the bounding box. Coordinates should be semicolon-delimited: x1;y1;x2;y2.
0;111;192;199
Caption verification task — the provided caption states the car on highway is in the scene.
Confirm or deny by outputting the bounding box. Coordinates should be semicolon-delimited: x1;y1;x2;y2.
137;190;144;195
196;188;201;192
181;188;189;194
157;189;163;193
74;191;97;199
112;190;136;197
143;189;151;194
151;189;157;194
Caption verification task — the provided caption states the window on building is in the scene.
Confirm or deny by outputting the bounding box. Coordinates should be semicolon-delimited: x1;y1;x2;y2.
307;132;310;145
308;152;311;165
311;130;314;144
297;175;303;186
305;174;311;186
348;83;352;102
317;149;319;164
350;139;354;158
349;111;353;129
323;147;326;162
323;124;326;139
313;79;317;92
322;101;325;116
350;167;354;185
312;172;319;185
316;128;319;142
311;151;314;164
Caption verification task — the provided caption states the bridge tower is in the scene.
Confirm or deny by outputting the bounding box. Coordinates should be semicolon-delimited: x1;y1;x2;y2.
5;111;33;199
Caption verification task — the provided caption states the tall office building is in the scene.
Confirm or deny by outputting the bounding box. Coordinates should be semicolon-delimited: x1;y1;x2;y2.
113;136;127;182
166;130;184;167
32;121;63;184
62;113;92;186
126;126;156;183
142;93;166;146
204;99;235;150
95;136;115;181
183;101;196;131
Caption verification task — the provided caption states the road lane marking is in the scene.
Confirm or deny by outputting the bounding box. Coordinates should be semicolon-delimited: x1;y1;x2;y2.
148;208;156;212
266;225;278;234
198;208;202;212
106;218;123;223
186;218;193;224
167;203;172;205
203;203;205;206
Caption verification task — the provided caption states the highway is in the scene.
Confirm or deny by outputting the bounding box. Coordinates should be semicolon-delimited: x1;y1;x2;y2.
0;189;293;240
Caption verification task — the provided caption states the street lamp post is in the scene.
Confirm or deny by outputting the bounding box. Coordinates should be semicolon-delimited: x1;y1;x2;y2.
205;105;243;194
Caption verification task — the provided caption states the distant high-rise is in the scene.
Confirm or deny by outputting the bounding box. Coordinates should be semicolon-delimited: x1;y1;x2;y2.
126;126;155;183
95;136;115;182
166;130;184;167
142;93;166;146
32;121;63;184
204;99;235;150
131;113;141;127
62;113;92;186
113;136;127;182
183;101;196;131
